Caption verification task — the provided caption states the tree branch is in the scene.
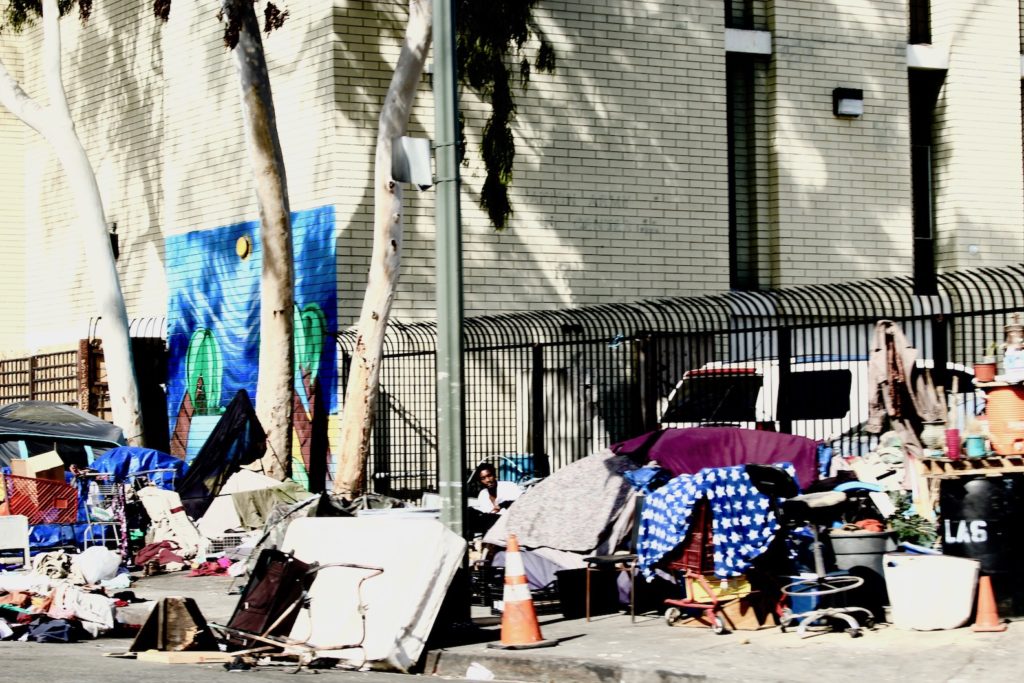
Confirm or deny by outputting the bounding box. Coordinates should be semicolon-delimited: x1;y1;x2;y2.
42;0;72;124
0;56;48;135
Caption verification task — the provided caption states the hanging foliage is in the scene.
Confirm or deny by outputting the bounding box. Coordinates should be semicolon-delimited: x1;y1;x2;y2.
153;0;288;47
457;0;555;229
1;0;86;32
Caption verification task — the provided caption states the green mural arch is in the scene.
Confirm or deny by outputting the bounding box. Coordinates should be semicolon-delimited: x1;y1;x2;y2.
185;328;223;415
294;303;327;381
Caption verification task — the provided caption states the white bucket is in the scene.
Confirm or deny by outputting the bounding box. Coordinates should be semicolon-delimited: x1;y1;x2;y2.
883;553;980;630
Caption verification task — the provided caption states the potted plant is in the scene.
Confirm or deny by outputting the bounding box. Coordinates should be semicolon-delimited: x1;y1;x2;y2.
974;343;1000;383
887;493;938;548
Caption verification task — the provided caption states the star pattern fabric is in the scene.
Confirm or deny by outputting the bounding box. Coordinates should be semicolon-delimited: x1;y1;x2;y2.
636;463;796;579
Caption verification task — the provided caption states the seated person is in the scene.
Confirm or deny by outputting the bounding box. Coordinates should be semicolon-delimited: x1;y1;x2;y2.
467;461;522;536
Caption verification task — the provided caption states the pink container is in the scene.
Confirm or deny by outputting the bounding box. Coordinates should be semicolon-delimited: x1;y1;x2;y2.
945;428;961;460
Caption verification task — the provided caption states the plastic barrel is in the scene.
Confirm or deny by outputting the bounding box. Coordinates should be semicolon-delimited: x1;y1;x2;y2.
939;476;1024;575
985;386;1024;455
829;530;896;621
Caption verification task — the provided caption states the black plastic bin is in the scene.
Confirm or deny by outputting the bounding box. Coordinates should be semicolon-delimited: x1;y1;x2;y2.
940;475;1024;615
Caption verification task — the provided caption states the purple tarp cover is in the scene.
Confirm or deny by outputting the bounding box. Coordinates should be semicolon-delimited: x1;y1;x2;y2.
612;427;818;488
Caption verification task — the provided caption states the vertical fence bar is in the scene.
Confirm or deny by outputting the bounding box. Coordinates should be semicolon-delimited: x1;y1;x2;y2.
931;314;949;392
777;326;793;434
531;344;545;471
637;333;659;432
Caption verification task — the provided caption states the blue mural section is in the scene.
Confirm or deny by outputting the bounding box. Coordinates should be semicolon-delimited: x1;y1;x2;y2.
166;205;337;454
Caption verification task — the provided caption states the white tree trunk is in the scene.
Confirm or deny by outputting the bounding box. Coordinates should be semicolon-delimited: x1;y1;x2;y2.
0;0;144;444
334;0;433;497
224;0;294;480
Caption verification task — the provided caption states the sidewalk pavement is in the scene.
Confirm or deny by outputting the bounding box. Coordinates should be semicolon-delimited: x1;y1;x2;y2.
8;570;1019;683
427;607;1022;683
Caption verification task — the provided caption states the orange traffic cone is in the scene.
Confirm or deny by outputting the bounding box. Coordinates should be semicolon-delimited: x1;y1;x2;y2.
973;575;1007;633
487;534;558;650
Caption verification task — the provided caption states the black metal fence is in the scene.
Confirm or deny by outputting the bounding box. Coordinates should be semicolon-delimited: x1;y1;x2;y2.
336;264;1024;500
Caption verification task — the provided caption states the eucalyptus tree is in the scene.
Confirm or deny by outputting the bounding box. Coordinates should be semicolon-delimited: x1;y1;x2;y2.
332;0;433;498
333;0;554;497
0;0;145;445
156;0;293;479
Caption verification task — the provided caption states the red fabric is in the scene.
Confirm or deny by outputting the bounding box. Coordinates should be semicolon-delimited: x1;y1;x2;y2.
855;519;885;532
189;560;229;577
612;427;819;488
134;540;184;567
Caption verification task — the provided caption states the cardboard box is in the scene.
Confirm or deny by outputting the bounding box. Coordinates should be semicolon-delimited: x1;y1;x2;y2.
676;591;778;631
10;450;66;483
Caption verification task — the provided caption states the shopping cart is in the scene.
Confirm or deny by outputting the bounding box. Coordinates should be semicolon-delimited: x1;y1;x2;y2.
660;498;738;634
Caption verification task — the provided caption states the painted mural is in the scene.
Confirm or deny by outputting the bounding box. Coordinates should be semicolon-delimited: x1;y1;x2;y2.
165;205;337;490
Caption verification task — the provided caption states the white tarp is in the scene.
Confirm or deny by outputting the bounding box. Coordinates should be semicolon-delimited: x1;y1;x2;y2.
196;470;283;538
137;486;204;558
281;516;466;672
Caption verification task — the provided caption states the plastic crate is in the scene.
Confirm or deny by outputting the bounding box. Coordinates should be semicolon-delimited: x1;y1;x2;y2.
3;474;78;525
206;532;250;554
664;498;715;575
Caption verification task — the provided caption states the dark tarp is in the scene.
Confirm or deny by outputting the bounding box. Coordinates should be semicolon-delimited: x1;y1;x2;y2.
0;401;125;469
89;446;188;490
612;427;819;488
175;390;266;520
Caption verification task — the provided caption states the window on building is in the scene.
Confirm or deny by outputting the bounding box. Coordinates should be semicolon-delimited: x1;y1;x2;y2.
728;54;759;290
909;70;945;295
909;0;932;44
725;0;753;29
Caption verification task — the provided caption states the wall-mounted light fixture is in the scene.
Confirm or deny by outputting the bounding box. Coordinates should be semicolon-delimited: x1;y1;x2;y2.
108;221;119;260
392;136;434;191
833;88;864;117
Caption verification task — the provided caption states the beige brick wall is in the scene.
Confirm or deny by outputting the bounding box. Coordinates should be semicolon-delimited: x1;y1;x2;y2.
2;0;1024;361
931;0;1024;269
453;0;731;315
765;0;913;287
0;37;26;358
8;2;341;356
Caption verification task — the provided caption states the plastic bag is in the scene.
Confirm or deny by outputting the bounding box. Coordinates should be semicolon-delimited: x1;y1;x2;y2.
72;546;122;584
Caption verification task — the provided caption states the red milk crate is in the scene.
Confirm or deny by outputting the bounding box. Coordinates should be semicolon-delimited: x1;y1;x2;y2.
2;473;78;525
665;498;715;575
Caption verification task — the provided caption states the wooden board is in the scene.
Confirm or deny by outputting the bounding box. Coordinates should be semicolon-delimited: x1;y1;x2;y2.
919;454;1024;479
135;650;236;664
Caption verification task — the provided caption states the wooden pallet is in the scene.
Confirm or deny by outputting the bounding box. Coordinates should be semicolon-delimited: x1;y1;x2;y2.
919;454;1024;478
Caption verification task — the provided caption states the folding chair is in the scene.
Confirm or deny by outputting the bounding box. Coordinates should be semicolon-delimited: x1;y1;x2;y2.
584;493;645;622
0;514;31;568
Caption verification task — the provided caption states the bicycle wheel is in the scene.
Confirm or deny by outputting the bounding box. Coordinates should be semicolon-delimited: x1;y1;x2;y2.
781;574;863;598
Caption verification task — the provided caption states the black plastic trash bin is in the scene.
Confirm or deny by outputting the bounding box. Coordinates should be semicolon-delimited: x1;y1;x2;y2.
829;529;896;621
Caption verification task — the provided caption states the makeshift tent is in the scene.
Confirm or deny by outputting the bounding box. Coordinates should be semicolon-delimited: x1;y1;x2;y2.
612;427;819;488
0;401;125;469
197;470;313;538
176;390;266;520
88;446;188;490
484;449;641;554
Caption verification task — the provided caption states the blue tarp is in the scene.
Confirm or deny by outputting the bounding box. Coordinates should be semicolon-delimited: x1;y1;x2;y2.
89;446;187;490
28;523;86;549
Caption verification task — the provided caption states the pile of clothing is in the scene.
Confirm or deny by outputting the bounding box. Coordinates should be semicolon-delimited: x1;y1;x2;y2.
0;548;146;642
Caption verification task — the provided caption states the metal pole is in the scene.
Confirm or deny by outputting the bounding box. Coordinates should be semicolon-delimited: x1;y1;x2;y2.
434;0;465;538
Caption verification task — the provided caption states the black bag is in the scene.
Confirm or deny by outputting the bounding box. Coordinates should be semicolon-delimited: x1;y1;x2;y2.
26;617;81;644
224;548;316;650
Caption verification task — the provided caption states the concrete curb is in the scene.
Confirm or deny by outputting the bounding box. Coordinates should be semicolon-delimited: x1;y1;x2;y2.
424;647;711;683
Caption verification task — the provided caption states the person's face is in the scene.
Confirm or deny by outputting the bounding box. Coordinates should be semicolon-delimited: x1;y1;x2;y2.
479;468;497;490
